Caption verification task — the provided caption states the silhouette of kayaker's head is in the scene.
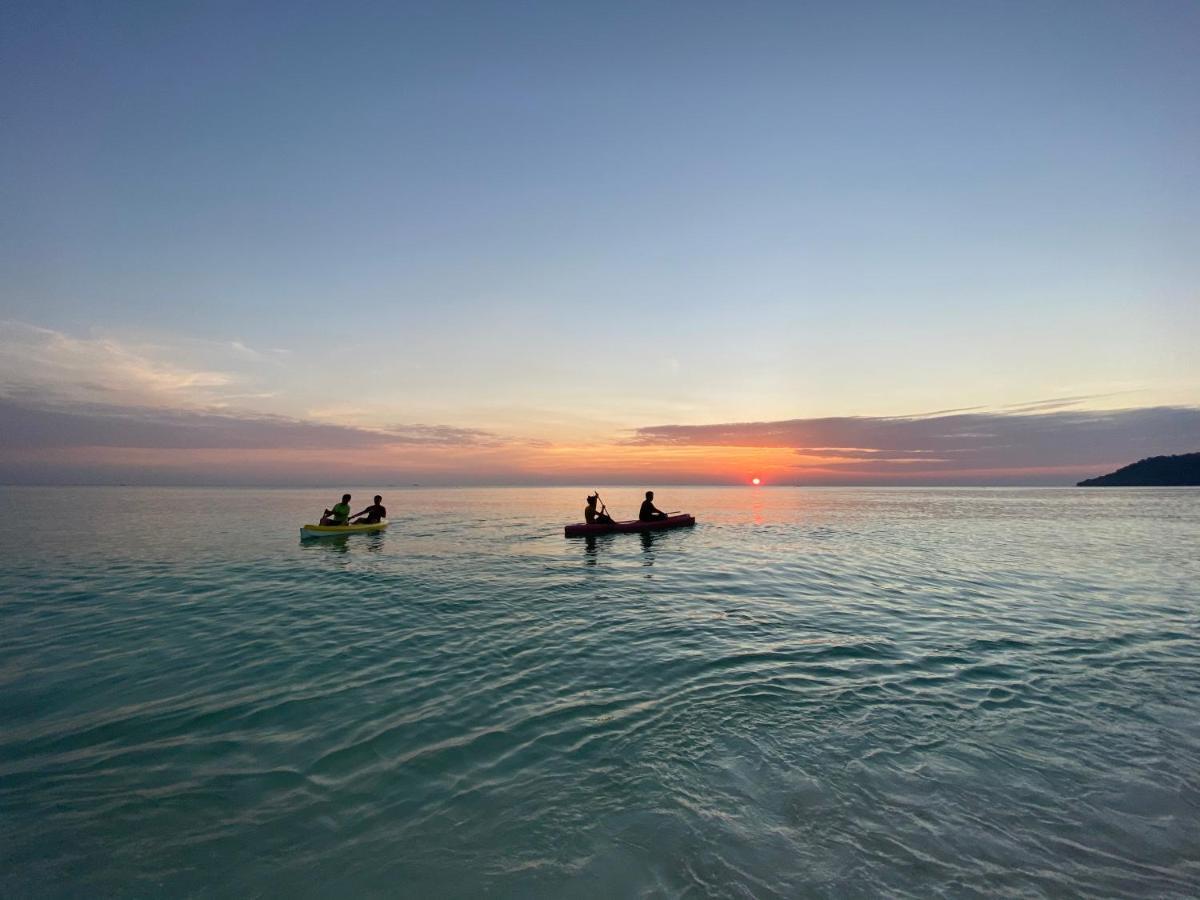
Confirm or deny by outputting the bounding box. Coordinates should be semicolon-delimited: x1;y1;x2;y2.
587;494;598;506
374;495;382;503
645;491;654;500
342;494;351;502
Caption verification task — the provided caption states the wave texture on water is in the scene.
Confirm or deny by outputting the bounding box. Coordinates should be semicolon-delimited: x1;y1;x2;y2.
1;487;1198;897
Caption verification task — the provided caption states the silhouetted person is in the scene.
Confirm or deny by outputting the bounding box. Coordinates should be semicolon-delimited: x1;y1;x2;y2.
584;494;613;525
639;490;667;521
320;494;352;525
352;495;387;524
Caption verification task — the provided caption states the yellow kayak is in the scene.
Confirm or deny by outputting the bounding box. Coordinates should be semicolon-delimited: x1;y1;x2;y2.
300;520;388;539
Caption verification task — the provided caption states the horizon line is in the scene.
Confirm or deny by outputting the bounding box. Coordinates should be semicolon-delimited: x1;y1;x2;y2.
5;482;1184;490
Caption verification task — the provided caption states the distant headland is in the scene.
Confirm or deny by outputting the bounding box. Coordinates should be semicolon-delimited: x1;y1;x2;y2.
1077;452;1200;486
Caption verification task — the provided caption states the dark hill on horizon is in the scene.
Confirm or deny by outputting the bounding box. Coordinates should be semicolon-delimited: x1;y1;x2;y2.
1077;452;1200;486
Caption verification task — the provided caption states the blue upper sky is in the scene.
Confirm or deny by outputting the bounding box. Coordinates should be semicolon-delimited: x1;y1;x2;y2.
1;1;1197;482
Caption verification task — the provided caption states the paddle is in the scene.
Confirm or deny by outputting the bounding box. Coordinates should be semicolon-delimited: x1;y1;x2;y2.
593;490;611;520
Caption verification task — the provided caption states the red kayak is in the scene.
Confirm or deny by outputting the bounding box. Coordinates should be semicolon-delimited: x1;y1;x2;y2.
564;514;696;537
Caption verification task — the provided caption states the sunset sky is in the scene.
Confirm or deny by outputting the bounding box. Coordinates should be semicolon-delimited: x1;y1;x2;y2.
2;1;1198;485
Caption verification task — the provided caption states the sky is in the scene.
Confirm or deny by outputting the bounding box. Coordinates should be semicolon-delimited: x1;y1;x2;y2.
1;0;1197;485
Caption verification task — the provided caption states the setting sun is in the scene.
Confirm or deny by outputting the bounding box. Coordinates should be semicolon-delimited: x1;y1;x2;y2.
751;477;761;485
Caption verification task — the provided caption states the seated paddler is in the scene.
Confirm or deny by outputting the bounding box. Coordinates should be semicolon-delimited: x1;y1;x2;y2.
320;494;352;526
351;495;387;525
638;490;668;522
584;494;614;525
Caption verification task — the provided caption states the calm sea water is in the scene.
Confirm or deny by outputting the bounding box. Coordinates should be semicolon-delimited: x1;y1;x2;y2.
1;486;1197;898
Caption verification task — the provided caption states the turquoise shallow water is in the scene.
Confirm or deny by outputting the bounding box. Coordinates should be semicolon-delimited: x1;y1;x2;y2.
1;486;1198;897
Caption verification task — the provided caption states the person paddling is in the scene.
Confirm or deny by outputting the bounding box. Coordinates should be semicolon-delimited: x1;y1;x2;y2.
584;493;613;525
320;494;352;526
351;495;387;525
639;490;668;522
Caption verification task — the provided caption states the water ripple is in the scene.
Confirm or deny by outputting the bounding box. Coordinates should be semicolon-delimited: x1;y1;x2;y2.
1;486;1198;897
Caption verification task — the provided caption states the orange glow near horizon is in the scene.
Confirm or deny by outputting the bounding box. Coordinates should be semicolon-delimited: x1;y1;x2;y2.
0;441;1124;486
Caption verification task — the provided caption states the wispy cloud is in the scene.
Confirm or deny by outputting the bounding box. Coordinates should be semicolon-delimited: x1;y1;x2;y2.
994;393;1138;414
0;321;240;408
0;398;504;452
381;423;503;447
0;322;521;483
229;339;290;361
3;322;1196;485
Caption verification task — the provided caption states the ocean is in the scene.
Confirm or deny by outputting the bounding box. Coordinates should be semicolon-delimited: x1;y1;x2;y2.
1;486;1197;897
